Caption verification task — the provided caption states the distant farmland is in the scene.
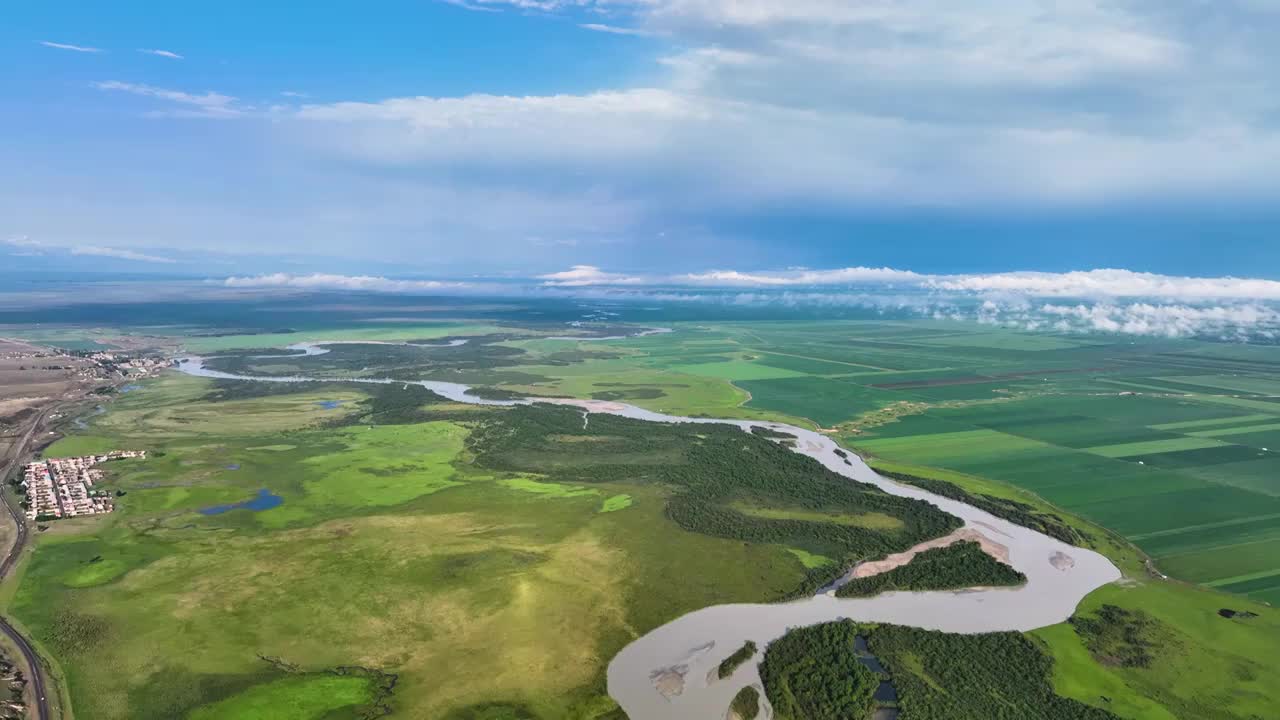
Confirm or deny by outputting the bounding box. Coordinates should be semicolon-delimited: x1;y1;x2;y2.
600;320;1280;605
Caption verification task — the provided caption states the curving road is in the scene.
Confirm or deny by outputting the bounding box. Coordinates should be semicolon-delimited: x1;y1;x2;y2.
0;408;53;720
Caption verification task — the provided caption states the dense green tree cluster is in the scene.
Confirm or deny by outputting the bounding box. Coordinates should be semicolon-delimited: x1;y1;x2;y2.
353;384;470;425
750;426;797;440
467;405;962;593
763;620;1120;720
1069;605;1158;668
877;470;1090;546
718;641;758;679
730;686;761;720
835;541;1025;597
461;386;526;401
759;621;879;720
869;624;1120;720
203;337;554;388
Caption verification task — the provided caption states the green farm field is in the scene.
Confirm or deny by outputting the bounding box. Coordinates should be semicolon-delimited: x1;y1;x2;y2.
522;320;1280;606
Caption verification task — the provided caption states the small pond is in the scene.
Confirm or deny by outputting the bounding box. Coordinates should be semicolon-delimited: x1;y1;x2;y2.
316;400;343;409
854;635;900;710
199;489;283;515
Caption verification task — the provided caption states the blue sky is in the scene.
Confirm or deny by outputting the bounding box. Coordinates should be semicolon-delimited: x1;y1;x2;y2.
4;0;1280;279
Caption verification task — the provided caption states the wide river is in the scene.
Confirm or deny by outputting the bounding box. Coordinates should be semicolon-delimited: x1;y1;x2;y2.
175;345;1120;720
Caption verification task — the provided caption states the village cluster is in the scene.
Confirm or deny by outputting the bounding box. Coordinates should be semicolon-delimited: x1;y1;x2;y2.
82;351;171;379
20;451;144;520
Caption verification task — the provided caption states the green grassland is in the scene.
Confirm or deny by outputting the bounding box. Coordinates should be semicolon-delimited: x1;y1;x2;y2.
8;367;959;720
1036;580;1280;720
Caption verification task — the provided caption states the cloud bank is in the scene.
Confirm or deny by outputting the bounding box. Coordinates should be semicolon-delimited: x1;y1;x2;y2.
537;264;1280;301
538;265;646;287
30;0;1280;268
4;236;175;264
215;264;1280;340
70;245;176;264
223;273;469;292
273;0;1280;210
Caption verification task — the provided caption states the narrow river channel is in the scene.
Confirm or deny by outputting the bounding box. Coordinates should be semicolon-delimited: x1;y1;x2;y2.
174;347;1121;720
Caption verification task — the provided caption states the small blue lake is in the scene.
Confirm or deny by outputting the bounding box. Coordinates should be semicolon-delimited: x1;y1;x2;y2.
120;384;143;393
225;463;241;470
316;400;343;409
199;489;283;515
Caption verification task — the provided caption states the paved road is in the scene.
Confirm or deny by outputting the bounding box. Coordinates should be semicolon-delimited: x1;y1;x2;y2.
0;408;54;720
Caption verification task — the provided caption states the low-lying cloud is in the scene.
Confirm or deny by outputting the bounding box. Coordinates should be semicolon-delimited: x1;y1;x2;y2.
538;265;646;287
4;236;175;264
214;265;1280;341
223;273;470;292
70;245;176;264
537;264;1280;301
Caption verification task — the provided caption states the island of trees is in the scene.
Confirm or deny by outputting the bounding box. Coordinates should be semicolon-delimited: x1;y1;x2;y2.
835;541;1026;598
730;686;760;720
718;640;758;679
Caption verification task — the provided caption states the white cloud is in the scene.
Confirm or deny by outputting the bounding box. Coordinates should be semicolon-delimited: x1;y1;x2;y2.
93;81;244;118
438;0;502;11
223;273;470;292
538;265;646;286
535;264;1280;303
580;23;655;37
344;0;1278;209
679;267;922;286
1037;302;1280;338
40;41;102;53
927;269;1280;301
209;263;1280;339
3;234;45;256
6;236;174;264
280;90;310;98
69;245;176;264
139;49;184;60
285;80;1280;207
292;90;703;166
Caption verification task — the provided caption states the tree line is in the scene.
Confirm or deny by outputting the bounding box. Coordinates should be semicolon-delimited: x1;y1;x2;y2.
877;469;1090;546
